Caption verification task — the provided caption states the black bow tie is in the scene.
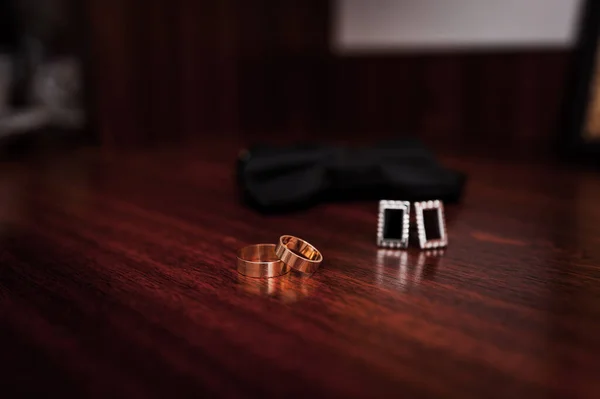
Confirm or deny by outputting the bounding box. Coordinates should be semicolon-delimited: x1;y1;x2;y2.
237;139;466;213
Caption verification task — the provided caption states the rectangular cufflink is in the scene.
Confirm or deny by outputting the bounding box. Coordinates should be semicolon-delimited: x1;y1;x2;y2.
377;200;410;249
414;200;448;249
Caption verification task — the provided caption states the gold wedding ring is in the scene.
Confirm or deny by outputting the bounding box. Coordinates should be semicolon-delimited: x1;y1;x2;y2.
237;244;290;278
275;235;323;274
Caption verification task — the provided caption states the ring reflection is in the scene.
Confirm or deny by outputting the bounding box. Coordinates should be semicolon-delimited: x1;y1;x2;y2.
236;269;318;303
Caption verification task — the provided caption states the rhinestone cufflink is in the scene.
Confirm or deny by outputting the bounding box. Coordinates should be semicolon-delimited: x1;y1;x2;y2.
377;200;448;250
377;200;410;249
414;200;448;249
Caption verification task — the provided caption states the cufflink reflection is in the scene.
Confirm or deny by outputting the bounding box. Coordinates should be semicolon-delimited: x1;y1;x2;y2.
236;270;318;303
375;249;444;291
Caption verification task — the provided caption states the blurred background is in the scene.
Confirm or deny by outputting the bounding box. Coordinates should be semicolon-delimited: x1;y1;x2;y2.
0;0;595;158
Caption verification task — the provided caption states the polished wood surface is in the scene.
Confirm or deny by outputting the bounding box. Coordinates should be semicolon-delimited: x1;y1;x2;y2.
1;144;600;398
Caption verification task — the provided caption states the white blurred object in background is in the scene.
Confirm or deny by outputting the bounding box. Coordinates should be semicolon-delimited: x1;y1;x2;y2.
0;0;84;139
0;56;84;137
334;0;584;53
33;57;84;127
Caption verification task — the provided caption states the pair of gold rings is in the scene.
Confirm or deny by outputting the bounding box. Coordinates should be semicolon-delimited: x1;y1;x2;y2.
237;235;323;278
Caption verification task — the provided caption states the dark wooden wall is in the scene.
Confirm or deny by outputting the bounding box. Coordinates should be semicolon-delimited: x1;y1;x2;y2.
85;0;330;146
85;0;572;153
332;52;571;154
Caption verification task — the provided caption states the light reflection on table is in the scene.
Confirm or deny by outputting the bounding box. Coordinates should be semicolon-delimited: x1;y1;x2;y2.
375;249;444;291
236;269;319;303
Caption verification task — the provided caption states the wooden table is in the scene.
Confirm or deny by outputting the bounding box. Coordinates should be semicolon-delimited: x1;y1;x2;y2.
1;144;600;398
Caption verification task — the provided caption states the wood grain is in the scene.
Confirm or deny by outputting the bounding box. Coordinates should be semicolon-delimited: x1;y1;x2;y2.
0;143;600;398
83;1;570;152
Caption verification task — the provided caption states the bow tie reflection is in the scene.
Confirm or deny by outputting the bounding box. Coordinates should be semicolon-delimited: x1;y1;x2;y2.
375;249;444;291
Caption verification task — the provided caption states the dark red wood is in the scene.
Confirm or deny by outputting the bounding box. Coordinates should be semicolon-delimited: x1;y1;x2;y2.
83;1;571;152
0;142;600;398
328;51;571;152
